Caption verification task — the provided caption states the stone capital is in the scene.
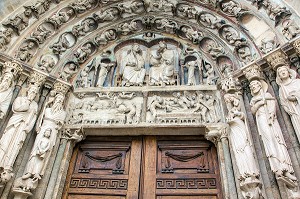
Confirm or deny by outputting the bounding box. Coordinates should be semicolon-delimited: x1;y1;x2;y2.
266;51;289;71
205;124;228;145
242;64;262;81
61;128;85;144
293;38;300;56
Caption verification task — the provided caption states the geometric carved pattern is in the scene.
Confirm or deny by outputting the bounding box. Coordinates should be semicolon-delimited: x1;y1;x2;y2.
156;178;217;189
70;178;128;190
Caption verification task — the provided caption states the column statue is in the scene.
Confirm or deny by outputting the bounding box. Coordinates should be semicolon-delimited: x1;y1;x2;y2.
0;61;22;119
276;65;300;142
12;82;69;197
0;82;40;184
249;79;296;181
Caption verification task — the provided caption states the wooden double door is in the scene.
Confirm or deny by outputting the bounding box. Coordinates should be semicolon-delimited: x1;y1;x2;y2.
63;136;223;199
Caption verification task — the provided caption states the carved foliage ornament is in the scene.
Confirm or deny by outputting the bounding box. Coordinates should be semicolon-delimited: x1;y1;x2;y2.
243;64;262;81
266;51;288;70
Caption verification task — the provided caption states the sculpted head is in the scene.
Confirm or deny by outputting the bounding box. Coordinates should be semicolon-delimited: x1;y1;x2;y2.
249;80;262;96
27;85;39;101
44;128;52;138
132;44;141;52
277;66;290;81
54;93;65;105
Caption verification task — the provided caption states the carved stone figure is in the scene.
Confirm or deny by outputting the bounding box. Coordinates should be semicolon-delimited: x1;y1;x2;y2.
221;1;242;17
117;1;144;14
199;13;224;29
276;66;300;143
143;0;178;12
282;20;300;40
149;41;175;86
223;27;246;47
249;80;297;181
93;8;119;22
0;28;13;52
224;93;262;199
184;60;201;85
177;5;199;19
31;24;52;44
155;18;178;34
0;62;22;119
47;9;74;28
118;21;138;35
74;43;93;63
121;44;146;87
237;46;253;63
72;18;96;37
94;30;116;46
96;62;114;87
21;92;66;181
181;27;203;44
37;56;55;72
262;0;291;25
3;7;33;34
16;41;36;62
70;0;97;14
260;37;278;54
0;83;39;184
203;63;215;85
50;34;71;55
60;63;78;81
206;42;224;59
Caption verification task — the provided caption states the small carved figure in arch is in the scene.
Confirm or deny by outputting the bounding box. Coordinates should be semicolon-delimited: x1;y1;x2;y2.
37;56;55;73
177;5;199;19
31;24;52;44
206;42;225;59
16;41;37;62
96;61;115;87
199;13;224;29
181;26;203;44
117;1;144;14
118;21;139;35
0;28;13;52
203;63;216;85
70;0;97;14
60;63;78;81
236;46;253;63
221;1;242;17
183;57;202;86
74;43;93;63
94;30;116;46
155;18;178;34
3;6;33;34
47;9;75;29
282;20;300;40
72;18;97;37
93;8;120;23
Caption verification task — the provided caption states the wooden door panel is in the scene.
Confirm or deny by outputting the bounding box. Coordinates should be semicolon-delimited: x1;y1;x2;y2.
142;137;223;199
157;196;217;199
63;137;141;199
68;195;125;199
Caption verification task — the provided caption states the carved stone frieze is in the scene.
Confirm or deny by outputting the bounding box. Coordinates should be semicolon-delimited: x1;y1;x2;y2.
67;92;143;125
147;91;221;124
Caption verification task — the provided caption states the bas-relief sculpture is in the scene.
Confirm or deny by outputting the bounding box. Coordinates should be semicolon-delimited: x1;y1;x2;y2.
121;44;146;86
147;91;221;124
12;84;68;196
276;66;300;143
149;41;176;86
224;92;262;199
249;80;297;181
68;92;143;125
0;81;40;185
0;61;22;120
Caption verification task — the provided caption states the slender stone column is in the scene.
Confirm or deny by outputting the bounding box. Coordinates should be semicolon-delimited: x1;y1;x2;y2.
206;125;238;199
45;128;85;199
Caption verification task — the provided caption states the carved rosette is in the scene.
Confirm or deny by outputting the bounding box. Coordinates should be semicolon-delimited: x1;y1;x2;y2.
266;51;289;71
